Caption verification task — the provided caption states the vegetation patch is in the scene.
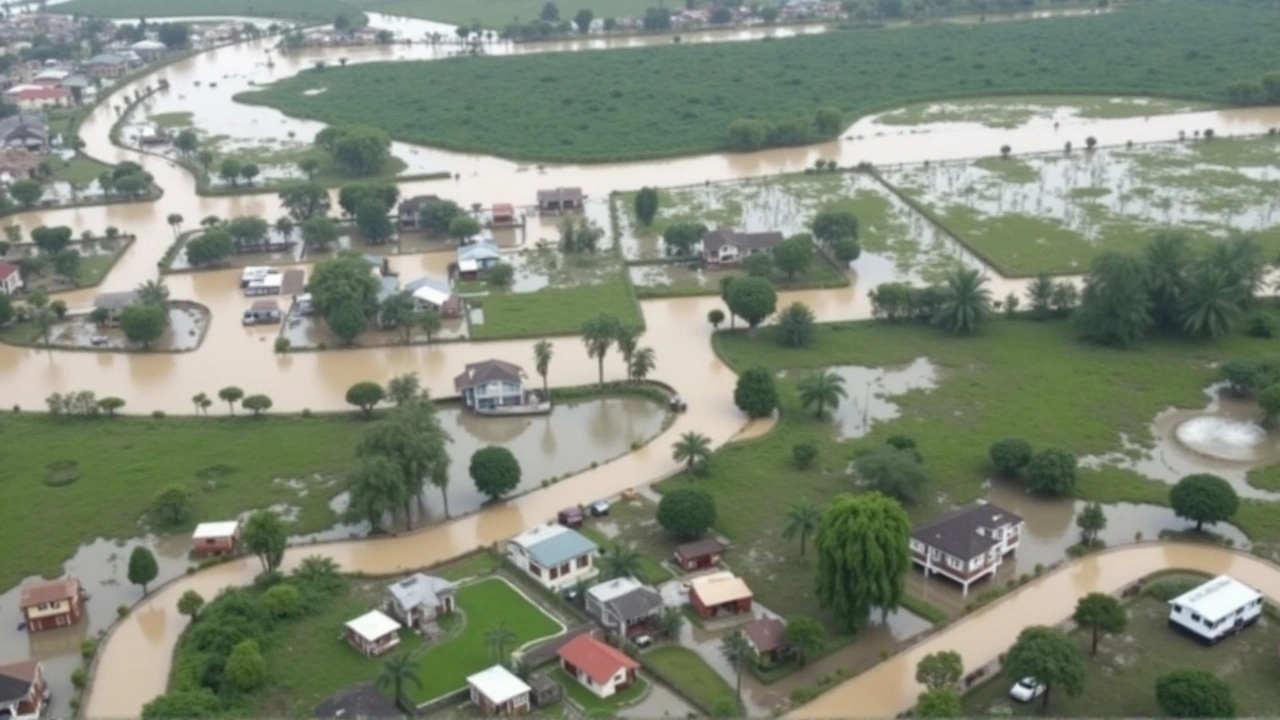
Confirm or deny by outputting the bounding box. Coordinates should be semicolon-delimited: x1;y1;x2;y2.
642;646;737;713
52;0;364;24
468;280;642;339
43;460;81;487
874;96;1211;129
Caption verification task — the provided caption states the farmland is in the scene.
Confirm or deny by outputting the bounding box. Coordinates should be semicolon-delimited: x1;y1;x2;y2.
52;0;365;24
235;1;1278;162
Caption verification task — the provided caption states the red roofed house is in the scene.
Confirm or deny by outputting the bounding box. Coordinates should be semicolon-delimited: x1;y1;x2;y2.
556;634;639;699
0;262;22;295
742;617;787;665
0;659;49;720
19;577;84;633
3;85;71;111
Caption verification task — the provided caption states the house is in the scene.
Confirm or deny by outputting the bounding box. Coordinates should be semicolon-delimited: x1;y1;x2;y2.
404;276;463;317
585;577;663;634
31;69;68;85
59;74;91;104
396;194;440;228
19;577;84;633
456;241;501;280
909;501;1023;595
556;634;640;699
344;610;402;656
527;674;562;708
0;262;22;295
3;85;70;110
242;300;282;325
492;203;516;226
0;114;50;152
688;571;752;619
314;683;401;719
1168;575;1263;645
130;39;167;60
742;617;787;665
0;660;48;720
468;665;531;715
92;291;138;324
454;359;529;410
384;573;456;628
83;53;132;78
506;523;599;590
536;187;584;213
191;520;240;556
701;227;785;266
673;538;726;572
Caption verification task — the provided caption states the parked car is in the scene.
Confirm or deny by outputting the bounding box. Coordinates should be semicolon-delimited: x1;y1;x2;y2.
1009;677;1045;703
90;335;109;346
589;500;610;517
669;394;687;412
633;634;653;648
557;507;584;528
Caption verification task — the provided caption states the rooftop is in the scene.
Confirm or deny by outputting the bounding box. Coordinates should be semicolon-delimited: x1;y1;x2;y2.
192;520;239;540
510;524;598;568
556;634;638;686
911;502;1022;560
467;664;531;704
586;577;645;604
690;571;752;607
313;683;401;719
742;617;786;653
1170;575;1262;623
454;358;525;392
457;240;501;262
674;538;726;560
702;227;785;253
536;187;583;204
19;577;79;609
386;573;455;611
405;276;455;308
0;262;19;280
0;659;40;704
93;290;138;310
345;610;401;642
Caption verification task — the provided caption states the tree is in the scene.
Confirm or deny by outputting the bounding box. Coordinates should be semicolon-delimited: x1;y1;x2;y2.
219;158;242;187
1180;265;1242;339
470;446;521;500
0;294;11;327
53;248;80;284
358;398;452;525
615;324;641;379
278;181;331;221
761;4;780;22
797;370;847;418
223;639;267;692
379;291;416;342
773;235;815;279
657;487;716;540
484;621;518;663
814;493;911;632
120;303;167;348
298;157;319;181
185;229;233;266
855;447;929;504
657;606;684;639
386;373;421;407
915;689;962;718
127;546;158;595
322;126;392;176
151;484;191;527
1076;251;1152;348
581;313;619;386
218;386;244;415
136;279;170;307
1261;383;1280;428
781;501;821;557
418;199;462;235
348;455;405;533
174;129;198;157
1169;473;1239;532
733;366;778;418
1026;273;1055;320
1003;626;1086;710
377;653;423;712
31;225;72;254
663;222;705;256
1145;231;1192;331
447;214;481;243
262;583;302;618
933;267;991;334
1155;669;1236;718
916;650;963;691
1025;447;1077;495
725;276;777;332
1072;592;1126;656
629;347;656;382
9;179;41;208
301;216;340;251
600;543;644;580
534;339;553;396
197;150;214;175
142;690;221;720
719;630;751;706
166;213;184;237
773;301;817;348
487;263;514;287
832;237;861;264
672;431;712;473
558;216;603;253
634;186;659;226
240;163;260;186
346;381;385;417
989;438;1033;476
573;8;593;32
744;251;773;279
156;21;190;48
308;251;380;318
242;509;287;572
33;306;56;356
1206;235;1264;306
708;308;725;328
1076;501;1107;547
355;199;394;245
176;589;204;622
785;615;824;665
242;394;273;416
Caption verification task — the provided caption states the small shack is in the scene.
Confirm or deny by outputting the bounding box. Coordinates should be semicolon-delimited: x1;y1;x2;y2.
536;187;583;214
742;617;787;665
191;520;240;556
528;673;561;708
242;300;281;325
491;203;516;226
467;665;532;715
673;538;726;572
344;610;402;657
1168;575;1263;644
688;571;752;620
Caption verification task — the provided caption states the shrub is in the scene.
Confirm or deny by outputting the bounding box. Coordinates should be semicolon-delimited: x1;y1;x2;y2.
793;442;818;469
1248;312;1277;338
656;487;716;540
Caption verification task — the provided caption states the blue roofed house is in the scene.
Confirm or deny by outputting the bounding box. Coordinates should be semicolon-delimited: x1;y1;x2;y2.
456;241;502;280
506;524;599;590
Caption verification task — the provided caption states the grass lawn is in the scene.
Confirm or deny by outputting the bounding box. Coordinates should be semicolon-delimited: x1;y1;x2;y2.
76;248;122;286
549;667;648;712
52;0;365;24
578;506;675;586
0;322;43;345
642;646;737;713
49;154;111;185
874;95;1212;129
365;0;654;27
468;280;642;339
405;577;563;703
236;1;1280;162
0;413;365;590
963;595;1280;716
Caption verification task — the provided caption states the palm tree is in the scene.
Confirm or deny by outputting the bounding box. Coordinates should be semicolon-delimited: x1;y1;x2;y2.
375;652;423;712
932;267;991;334
136;279;170;307
600;543;644;580
1207;235;1264;304
629;347;656;382
581;313;619;387
797;370;847;418
719;630;752;707
484;621;518;663
1180;266;1242;339
1026;273;1054;319
781;501;821;557
533;339;553;396
166;213;183;238
671;431;712;474
615;325;641;379
1144;231;1191;331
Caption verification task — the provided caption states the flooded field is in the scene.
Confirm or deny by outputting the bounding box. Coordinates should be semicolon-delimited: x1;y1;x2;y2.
880;135;1280;275
872;96;1213;130
31;302;209;352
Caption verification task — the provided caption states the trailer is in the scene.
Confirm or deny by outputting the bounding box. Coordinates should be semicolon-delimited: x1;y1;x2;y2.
1168;575;1263;644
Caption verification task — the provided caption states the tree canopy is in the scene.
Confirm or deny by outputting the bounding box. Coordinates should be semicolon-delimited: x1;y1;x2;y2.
916;650;963;691
656;487;717;541
814;492;911;632
725;276;777;330
1002;626;1086;710
1155;668;1236;718
1169;473;1239;532
734;366;779;418
1072;592;1126;655
1024;447;1077;496
470;446;522;500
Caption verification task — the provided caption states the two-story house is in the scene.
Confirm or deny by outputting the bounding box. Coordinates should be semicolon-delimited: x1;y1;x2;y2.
454;359;529;411
506;524;599;590
909;501;1024;595
0;660;48;720
19;577;84;633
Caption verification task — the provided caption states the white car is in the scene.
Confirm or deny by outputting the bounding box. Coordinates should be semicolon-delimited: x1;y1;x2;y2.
1009;677;1045;703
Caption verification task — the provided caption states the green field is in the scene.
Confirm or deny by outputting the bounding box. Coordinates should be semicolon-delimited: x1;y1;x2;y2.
53;0;365;24
964;595;1280;715
468;279;643;339
237;1;1280;162
643;646;737;713
365;0;651;27
0;414;361;590
50;154;113;185
874;95;1212;129
406;577;563;702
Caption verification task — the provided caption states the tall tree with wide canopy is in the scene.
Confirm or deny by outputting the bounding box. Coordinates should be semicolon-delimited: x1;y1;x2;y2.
1002;626;1086;711
814;492;911;633
724;276;777;332
932;267;991;334
242;509;288;573
581;313;620;386
1075;251;1152;348
1169;473;1239;532
916;650;963;691
1072;592;1126;655
357;399;452;525
347;454;405;532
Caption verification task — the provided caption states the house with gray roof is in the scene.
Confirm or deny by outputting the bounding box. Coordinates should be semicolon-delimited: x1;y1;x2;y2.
702;226;785;266
507;524;599;590
83;53;133;79
585;577;663;634
909;501;1023;595
453;359;527;410
92;290;139;324
0;114;48;151
384;573;456;628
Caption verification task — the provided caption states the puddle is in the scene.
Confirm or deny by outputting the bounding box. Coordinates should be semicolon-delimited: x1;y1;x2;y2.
827;358;941;439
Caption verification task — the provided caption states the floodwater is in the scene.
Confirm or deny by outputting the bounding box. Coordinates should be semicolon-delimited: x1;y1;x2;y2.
828;358;941;439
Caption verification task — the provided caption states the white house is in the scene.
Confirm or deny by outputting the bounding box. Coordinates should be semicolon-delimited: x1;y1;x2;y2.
453;359;529;410
1168;575;1263;644
556;634;640;699
506;524;599;590
456;241;501;279
130;39;167;60
343;610;401;656
0;262;22;295
384;573;456;628
467;665;531;715
404;276;462;316
909;502;1023;595
585;577;663;633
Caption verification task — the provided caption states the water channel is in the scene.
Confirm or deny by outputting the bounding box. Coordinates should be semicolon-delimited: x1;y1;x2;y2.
0;8;1271;719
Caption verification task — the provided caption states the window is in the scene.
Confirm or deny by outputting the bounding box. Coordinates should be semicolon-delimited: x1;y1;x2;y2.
549;567;559;580
576;556;588;569
530;565;541;577
560;563;570;575
1190;612;1202;622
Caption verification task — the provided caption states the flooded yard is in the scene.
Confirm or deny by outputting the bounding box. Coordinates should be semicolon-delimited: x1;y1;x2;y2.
15;302;209;352
870;96;1212;130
